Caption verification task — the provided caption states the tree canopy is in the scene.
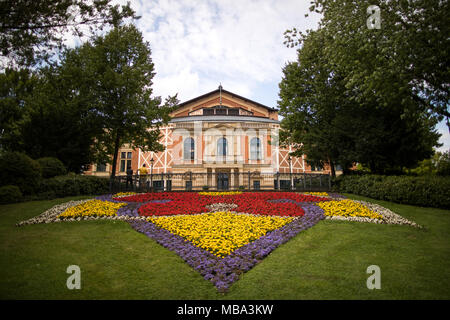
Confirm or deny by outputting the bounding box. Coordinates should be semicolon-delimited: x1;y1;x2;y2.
279;1;444;175
74;24;177;178
284;0;449;128
0;0;137;66
0;24;178;175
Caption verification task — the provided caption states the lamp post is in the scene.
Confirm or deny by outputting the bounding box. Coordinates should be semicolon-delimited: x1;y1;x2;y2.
288;156;293;190
150;157;154;191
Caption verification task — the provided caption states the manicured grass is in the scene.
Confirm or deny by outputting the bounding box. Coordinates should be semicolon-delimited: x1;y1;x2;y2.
0;194;449;299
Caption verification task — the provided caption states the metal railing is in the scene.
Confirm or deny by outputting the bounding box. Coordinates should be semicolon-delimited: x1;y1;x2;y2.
109;171;331;193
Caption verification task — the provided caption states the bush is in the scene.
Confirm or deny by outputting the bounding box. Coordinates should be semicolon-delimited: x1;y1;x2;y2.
0;185;23;204
0;152;41;195
38;174;109;199
37;157;67;178
334;174;450;209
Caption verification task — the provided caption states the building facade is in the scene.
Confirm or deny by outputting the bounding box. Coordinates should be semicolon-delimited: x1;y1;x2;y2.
84;86;335;189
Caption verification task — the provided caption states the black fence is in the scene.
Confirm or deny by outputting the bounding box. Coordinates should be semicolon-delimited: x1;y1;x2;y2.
109;171;331;193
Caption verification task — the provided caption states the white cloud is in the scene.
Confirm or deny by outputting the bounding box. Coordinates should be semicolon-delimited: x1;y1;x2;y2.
436;122;450;153
132;0;321;103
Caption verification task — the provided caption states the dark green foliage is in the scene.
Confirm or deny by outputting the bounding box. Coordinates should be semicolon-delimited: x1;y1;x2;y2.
436;151;450;176
0;68;36;147
37;157;67;178
0;152;41;195
75;24;177;178
0;67;100;173
285;0;449;125
279;2;443;174
37;175;109;199
334;174;450;209
0;185;22;204
0;0;137;66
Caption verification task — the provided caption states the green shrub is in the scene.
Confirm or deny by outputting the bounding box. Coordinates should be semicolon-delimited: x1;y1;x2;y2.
0;185;23;204
38;175;109;198
0;152;41;195
37;157;67;178
335;174;450;209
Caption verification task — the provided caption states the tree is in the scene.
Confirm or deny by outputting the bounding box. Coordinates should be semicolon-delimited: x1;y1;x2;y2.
0;68;36;149
278;30;352;178
0;0;137;66
436;151;450;176
73;24;177;180
0;24;177;175
0;60;104;173
285;0;449;129
278;27;441;175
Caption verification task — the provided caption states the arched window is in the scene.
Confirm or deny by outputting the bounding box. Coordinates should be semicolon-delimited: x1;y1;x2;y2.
250;137;261;160
184;137;195;160
217;137;227;157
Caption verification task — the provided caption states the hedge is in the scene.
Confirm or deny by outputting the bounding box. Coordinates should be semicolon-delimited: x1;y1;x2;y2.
35;174;109;199
334;174;450;209
0;152;41;195
0;185;23;204
37;157;67;178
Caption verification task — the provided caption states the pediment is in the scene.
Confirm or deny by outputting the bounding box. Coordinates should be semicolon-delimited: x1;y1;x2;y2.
170;89;275;119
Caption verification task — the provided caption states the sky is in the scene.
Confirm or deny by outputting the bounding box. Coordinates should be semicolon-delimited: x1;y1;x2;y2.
79;0;450;152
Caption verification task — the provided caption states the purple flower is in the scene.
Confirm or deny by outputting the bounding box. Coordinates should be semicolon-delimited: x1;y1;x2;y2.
126;204;325;292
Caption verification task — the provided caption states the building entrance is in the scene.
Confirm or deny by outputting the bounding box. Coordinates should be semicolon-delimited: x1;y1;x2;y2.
217;172;229;190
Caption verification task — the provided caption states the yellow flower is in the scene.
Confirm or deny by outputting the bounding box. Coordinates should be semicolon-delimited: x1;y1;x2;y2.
147;211;293;258
304;192;329;197
198;191;243;196
113;192;137;197
316;200;383;219
58;200;126;219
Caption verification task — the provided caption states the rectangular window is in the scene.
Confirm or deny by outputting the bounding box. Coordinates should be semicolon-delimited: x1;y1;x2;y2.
253;180;260;190
185;181;192;191
96;163;106;172
203;109;214;116
228;108;239;116
120;152;132;172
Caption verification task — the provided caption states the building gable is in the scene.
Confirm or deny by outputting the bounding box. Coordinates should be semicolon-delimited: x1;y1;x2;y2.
170;87;278;120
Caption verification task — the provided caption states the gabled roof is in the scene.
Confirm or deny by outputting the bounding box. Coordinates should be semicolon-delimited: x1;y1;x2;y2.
176;86;278;112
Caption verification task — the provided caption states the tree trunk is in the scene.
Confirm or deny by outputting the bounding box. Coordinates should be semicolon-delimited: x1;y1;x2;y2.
329;158;336;179
109;130;121;190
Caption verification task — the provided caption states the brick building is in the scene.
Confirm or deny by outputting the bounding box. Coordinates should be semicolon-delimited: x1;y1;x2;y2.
84;86;336;190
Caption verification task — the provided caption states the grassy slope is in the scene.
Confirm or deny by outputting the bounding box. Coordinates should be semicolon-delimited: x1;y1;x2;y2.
0;194;449;299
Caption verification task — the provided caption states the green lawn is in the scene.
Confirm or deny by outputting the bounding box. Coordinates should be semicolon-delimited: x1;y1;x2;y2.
0;194;449;299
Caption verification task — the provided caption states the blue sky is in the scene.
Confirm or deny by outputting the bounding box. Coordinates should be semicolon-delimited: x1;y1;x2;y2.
111;1;450;152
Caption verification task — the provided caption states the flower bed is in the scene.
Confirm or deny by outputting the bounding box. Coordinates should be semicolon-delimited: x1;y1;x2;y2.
128;192;326;217
147;211;294;258
316;199;383;220
198;191;243;196
57;200;127;219
303;192;329;197
130;204;325;292
16;191;422;292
